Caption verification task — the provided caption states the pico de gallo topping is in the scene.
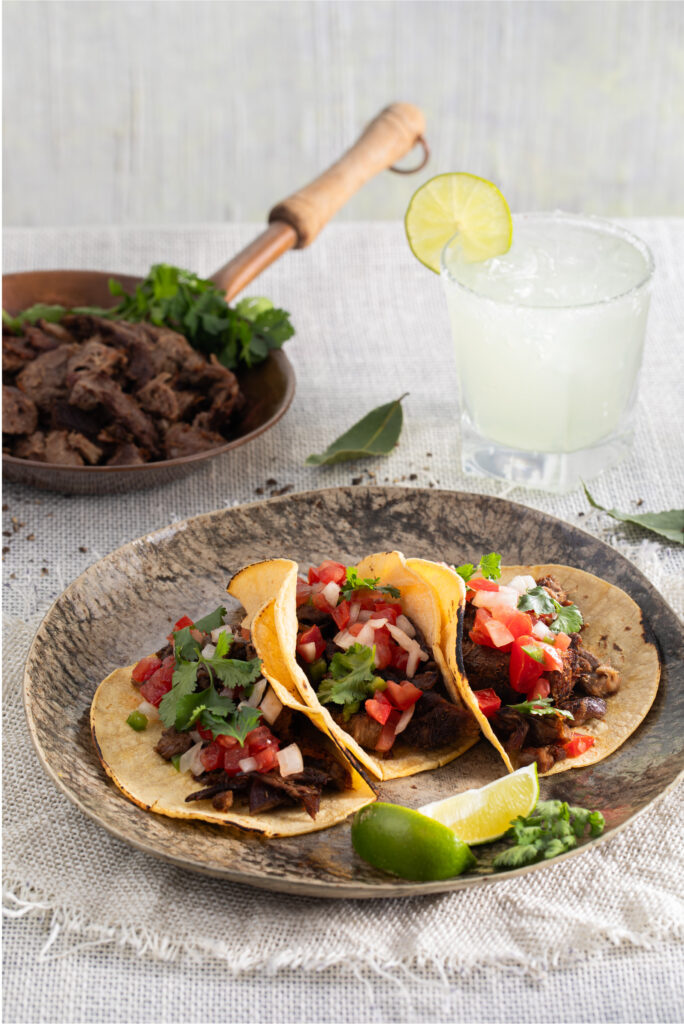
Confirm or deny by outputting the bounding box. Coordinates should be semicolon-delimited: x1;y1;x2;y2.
295;560;473;757
459;555;619;774
128;605;353;818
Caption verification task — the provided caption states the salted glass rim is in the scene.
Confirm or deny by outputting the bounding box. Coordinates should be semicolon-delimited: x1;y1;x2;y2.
440;211;655;311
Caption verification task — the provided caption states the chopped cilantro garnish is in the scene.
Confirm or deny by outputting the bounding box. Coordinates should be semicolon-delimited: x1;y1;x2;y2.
455;552;501;584
492;798;604;871
192;606;227;634
517;586;556;616
505;697;573;719
517;586;583;634
339;567;400;600
548;601;583;634
317;643;377;706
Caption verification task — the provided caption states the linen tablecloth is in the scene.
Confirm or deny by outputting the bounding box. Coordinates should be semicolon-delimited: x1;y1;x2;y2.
3;221;683;1023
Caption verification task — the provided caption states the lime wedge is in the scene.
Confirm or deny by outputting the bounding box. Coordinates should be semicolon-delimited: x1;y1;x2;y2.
419;763;539;845
351;802;476;881
405;172;512;272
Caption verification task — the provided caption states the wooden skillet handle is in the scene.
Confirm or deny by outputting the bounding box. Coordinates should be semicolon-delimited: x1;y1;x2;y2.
269;102;426;248
211;103;426;301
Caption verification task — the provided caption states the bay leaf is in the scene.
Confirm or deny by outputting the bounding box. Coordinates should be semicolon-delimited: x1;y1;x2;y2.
582;484;684;545
305;394;407;467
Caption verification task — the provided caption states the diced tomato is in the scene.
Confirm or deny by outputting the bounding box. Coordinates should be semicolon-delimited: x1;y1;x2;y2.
373;602;402;625
196;723;214;741
483;618;515;650
491;605;533;639
316;560;347;585
365;698;393;725
223;746;246;775
528;677;551;700
474;688;502;718
385;680;422;710
173;615;194;631
254;746;280;773
246;725;279;753
374;709;401;752
391;646;409;673
296;577;312;607
307;565;320;585
469;607;498;649
348;622;365;637
374;691;392;707
563;733;595;758
297;625;326;661
373;636;393;670
199;741;223;772
312;589;333;613
216;732;239;748
131;654;162;684
509;635;546;694
331;600;351;630
139;654;175;706
553;632;572;652
465;577;500;601
537;641;564;673
354;589;382;611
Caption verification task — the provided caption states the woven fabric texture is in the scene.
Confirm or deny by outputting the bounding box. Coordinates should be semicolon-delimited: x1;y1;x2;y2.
3;221;683;1022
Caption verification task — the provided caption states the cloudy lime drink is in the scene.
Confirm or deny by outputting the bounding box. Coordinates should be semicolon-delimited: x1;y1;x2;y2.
441;213;653;491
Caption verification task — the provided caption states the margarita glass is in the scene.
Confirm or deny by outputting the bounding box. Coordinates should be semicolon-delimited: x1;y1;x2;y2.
441;212;654;492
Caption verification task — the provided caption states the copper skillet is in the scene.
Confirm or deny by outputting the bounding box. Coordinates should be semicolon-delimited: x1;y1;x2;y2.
3;104;427;494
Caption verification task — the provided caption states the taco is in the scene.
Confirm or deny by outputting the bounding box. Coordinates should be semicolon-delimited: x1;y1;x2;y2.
229;553;480;781
91;594;376;838
424;559;660;776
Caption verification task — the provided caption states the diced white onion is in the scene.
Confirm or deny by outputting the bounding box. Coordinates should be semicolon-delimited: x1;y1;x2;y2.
239;756;258;773
532;620;554;641
396;614;416;637
366;617;388;630
201;643;216;659
334;630;355;650
189;729;203;744
298;641;317;663
406;647;422;678
259;686;283;725
395;705;415;735
179;741;204;776
349;602;361;624
508;575;538;597
277;743;304;777
358;609;373;622
137;699;159;721
387;622;420;654
321;581;341;607
355;623;377;648
243;678;267;708
472;587;518;611
210;624;232;643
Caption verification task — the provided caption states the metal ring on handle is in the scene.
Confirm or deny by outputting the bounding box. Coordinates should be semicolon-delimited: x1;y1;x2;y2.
388;135;430;174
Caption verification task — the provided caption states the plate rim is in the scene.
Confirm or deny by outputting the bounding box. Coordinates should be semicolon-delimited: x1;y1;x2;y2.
21;485;684;898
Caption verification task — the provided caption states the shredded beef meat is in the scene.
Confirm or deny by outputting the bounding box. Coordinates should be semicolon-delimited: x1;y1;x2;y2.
3;385;38;434
410;662;441;690
337;711;382;750
155;727;194;760
517;744;568;773
4;314;247;466
556;695;607;727
400;690;474;749
212;791;234;811
525;713;572;747
491;708;530;753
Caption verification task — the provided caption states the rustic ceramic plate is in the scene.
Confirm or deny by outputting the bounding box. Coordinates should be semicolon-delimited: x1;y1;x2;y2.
23;487;683;898
2;270;296;494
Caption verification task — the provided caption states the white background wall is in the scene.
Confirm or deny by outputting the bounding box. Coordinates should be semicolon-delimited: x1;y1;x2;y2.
3;0;683;227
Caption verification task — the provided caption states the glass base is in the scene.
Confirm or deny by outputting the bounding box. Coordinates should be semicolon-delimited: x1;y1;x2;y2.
460;414;634;493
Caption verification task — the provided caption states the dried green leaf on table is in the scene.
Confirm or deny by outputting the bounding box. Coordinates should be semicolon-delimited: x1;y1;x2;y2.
583;485;684;545
305;394;407;466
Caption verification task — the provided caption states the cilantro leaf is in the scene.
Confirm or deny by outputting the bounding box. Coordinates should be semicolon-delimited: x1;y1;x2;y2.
479;553;502;580
172;626;201;662
517;586;556;616
201;649;262;690
192;606;227;634
201;705;262;746
506;697;574;719
492;844;541;870
318;644;376;706
159;660;200;727
549;600;583;634
455;552;502;584
339;568;400;599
